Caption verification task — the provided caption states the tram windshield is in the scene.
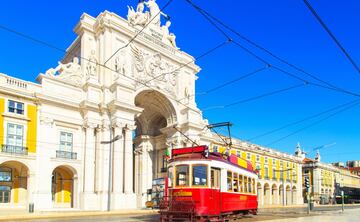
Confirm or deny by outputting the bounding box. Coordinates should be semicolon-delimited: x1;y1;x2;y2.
175;165;189;187
192;165;207;186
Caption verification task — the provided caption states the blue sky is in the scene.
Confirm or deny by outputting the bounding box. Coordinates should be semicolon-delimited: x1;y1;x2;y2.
0;0;359;163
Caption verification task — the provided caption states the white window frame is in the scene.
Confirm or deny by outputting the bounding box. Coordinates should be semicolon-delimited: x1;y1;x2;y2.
247;153;251;160
6;99;25;115
6;123;24;147
59;131;73;152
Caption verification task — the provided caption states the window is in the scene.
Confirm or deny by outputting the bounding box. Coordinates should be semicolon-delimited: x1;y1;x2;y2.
168;166;173;188
8;100;24;115
265;157;268;164
175;165;189;187
233;173;239;192
248;177;252;193
162;155;168;170
246;153;251;160
265;167;269;179
0;186;11;203
280;161;283;167
60;132;73;151
227;171;233;191
236;150;241;157
213;145;219;153
257;164;261;178
6;123;24;147
256;155;260;162
244;176;248;193
272;159;276;165
192;165;207;186
252;178;256;194
239;175;243;192
0;168;11;182
211;168;220;188
273;168;276;179
280;171;284;181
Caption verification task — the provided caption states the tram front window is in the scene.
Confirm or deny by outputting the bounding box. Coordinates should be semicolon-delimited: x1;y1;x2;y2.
175;165;189;187
192;165;207;186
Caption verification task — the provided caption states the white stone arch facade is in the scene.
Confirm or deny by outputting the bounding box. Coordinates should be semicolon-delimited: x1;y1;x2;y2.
256;180;302;206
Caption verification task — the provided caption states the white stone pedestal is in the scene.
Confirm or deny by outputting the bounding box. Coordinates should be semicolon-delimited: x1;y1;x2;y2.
80;192;99;210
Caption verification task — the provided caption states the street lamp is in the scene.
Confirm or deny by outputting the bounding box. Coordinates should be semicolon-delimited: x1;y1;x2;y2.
101;134;122;211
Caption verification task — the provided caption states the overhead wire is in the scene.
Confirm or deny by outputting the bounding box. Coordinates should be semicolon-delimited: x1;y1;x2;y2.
266;100;360;146
177;65;269;102
185;0;360;96
202;82;308;111
303;0;360;74
246;99;360;141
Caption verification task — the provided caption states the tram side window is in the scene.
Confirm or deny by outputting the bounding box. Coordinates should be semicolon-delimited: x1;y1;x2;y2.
244;176;248;193
176;165;189;187
211;168;221;188
233;173;239;192
168;166;173;188
239;175;243;192
193;165;207;186
248;177;252;193
252;178;255;194
227;171;232;192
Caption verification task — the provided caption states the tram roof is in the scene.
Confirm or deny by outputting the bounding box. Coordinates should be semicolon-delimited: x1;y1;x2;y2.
170;146;256;174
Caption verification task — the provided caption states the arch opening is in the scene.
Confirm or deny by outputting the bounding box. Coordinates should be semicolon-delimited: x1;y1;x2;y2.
0;161;29;205
51;165;76;208
272;184;278;205
133;90;177;207
264;183;271;205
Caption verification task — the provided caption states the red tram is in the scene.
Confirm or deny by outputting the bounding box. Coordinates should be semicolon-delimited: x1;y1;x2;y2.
160;145;258;221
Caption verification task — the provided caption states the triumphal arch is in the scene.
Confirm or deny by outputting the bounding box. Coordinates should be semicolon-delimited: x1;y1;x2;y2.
34;0;212;210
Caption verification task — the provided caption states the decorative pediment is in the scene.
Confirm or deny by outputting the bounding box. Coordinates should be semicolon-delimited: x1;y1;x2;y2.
131;44;178;97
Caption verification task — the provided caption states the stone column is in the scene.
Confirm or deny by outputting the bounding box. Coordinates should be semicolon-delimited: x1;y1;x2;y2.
99;122;111;210
80;122;98;210
134;147;143;208
124;125;134;194
112;123;124;194
111;122;125;209
122;124;137;209
33;115;54;210
135;136;153;208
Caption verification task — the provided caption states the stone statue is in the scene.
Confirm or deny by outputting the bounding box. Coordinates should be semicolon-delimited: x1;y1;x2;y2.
161;20;178;49
127;0;150;26
145;0;162;26
86;50;98;77
45;57;83;85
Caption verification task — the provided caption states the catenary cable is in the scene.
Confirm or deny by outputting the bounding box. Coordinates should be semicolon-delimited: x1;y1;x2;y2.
303;0;360;74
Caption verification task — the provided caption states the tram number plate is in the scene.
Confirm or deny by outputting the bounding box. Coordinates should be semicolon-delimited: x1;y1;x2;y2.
240;196;248;201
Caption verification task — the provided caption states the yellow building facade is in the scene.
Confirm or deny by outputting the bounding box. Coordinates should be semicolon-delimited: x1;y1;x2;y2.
0;76;37;205
210;140;303;206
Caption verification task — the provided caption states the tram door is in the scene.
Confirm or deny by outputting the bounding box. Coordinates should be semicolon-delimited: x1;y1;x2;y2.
210;167;221;214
